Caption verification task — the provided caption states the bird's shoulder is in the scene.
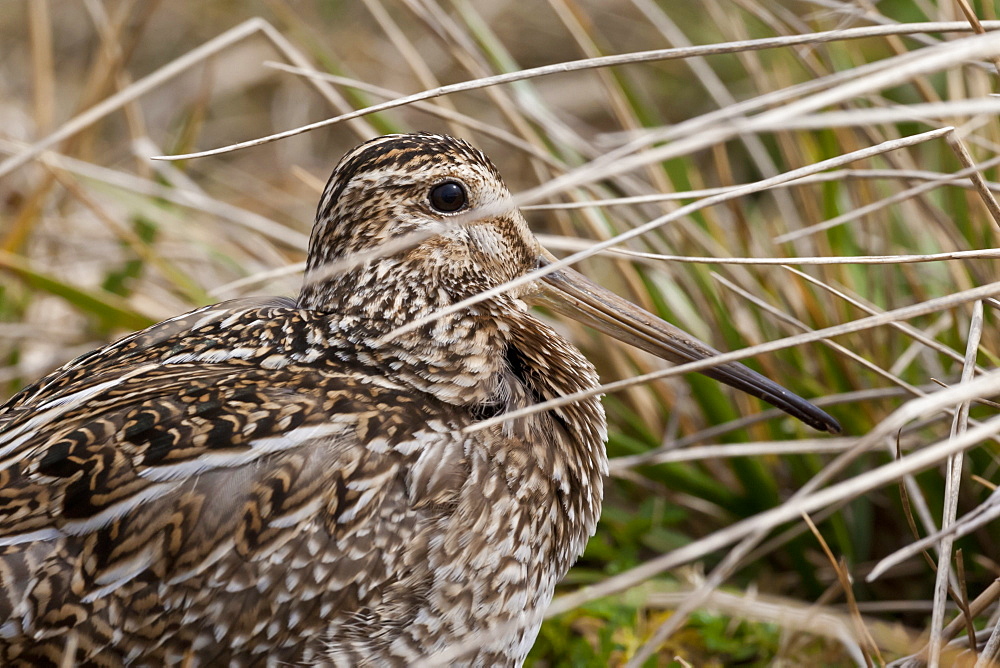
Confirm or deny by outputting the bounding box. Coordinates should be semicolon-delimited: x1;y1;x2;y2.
0;297;470;556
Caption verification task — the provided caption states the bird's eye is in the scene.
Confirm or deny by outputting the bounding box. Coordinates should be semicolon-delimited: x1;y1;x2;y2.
428;181;467;213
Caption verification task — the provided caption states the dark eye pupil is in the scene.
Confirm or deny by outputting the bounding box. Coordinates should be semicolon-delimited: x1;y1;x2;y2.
429;181;466;212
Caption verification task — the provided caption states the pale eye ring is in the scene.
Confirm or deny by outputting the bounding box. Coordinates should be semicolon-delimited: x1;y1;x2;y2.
428;181;467;213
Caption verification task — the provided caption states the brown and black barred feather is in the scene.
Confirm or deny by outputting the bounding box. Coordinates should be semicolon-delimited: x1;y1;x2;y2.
0;133;837;667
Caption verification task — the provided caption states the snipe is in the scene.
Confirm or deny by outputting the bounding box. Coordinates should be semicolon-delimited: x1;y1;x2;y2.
0;133;838;666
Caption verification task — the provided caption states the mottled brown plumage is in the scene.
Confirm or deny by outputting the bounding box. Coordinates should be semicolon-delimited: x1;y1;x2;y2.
0;133;838;666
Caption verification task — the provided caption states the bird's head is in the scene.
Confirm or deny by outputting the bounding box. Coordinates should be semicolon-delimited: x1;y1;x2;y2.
298;132;840;433
299;132;539;315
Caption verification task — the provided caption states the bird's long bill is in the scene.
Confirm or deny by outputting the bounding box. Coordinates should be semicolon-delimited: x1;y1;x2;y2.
528;254;841;433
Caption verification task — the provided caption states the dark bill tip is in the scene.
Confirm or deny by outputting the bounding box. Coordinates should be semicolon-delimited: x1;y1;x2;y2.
529;254;841;434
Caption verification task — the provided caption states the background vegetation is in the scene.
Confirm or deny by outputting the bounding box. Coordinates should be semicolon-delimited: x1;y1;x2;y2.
2;1;1000;665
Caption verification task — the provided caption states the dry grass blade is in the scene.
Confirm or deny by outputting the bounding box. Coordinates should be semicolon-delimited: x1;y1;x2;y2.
0;18;269;180
954;551;977;653
610;437;856;465
976;618;1000;668
538;237;1000;266
522;165;1000;210
263;61;561;165
946;133;1000;230
0;15;376;181
150;21;1000;161
929;300;983;667
802;511;880;666
775;150;1000;244
890;579;1000;666
870;489;1000;583
782;267;990;377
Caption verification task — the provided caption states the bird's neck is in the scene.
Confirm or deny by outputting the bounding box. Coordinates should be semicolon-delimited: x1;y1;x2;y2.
300;272;609;547
299;267;512;406
298;256;526;406
502;312;609;555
